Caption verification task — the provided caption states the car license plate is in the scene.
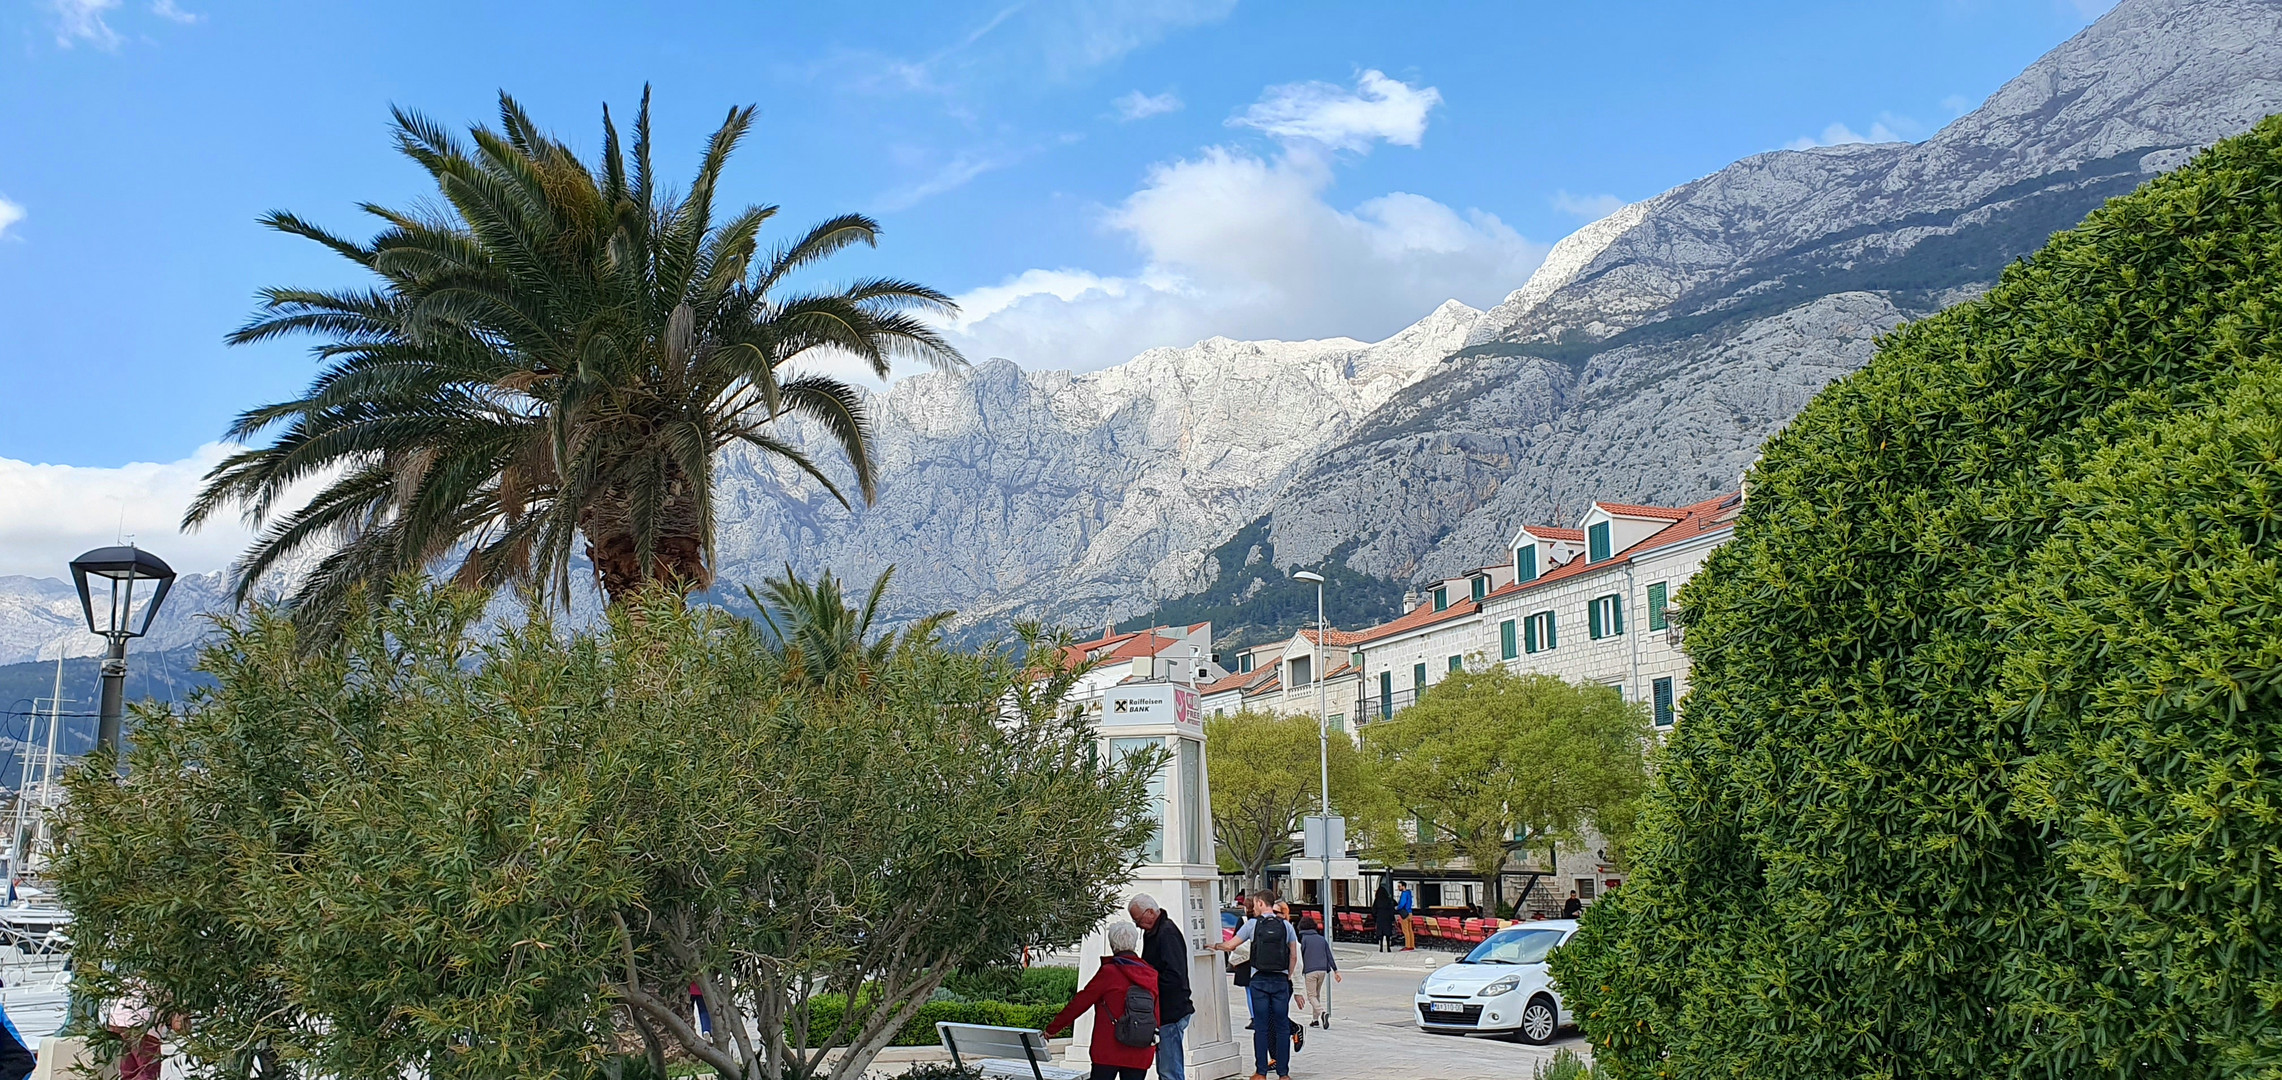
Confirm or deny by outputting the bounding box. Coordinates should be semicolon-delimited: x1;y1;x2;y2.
1429;1001;1464;1014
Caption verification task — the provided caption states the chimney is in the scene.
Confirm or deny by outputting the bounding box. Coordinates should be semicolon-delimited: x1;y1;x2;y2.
1402;590;1422;614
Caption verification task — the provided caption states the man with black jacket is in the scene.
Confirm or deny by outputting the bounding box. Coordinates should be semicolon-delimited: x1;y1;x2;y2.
1128;894;1194;1080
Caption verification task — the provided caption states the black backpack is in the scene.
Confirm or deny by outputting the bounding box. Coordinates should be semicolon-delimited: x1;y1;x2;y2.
1250;916;1291;976
1109;959;1158;1048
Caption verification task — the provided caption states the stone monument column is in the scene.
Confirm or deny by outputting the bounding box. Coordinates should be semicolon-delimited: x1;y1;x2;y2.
1067;681;1241;1080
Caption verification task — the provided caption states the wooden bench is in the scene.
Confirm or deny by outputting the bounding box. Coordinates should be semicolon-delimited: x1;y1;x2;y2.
936;1022;1085;1080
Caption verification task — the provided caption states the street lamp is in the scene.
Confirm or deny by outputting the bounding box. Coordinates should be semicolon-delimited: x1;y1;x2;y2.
1292;569;1331;979
69;545;176;761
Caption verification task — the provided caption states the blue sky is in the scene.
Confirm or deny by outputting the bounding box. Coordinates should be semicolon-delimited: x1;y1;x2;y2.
0;0;2112;575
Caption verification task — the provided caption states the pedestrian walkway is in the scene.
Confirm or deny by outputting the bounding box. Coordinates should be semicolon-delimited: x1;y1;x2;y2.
1260;939;1591;1079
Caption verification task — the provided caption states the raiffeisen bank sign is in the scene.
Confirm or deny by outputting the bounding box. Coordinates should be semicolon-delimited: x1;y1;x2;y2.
1104;682;1199;731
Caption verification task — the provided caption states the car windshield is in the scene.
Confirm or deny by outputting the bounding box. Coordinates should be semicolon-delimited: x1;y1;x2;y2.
1462;928;1565;965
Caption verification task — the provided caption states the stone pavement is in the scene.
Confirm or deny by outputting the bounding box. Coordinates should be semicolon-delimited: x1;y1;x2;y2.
1245;938;1593;1080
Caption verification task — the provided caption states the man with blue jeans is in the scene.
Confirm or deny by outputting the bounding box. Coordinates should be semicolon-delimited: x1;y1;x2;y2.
1130;893;1194;1080
1215;892;1302;1079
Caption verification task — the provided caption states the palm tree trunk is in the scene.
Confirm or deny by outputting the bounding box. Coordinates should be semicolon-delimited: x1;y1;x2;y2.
581;491;708;604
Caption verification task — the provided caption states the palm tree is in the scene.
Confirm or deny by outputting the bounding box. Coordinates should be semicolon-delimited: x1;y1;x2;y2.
187;89;960;622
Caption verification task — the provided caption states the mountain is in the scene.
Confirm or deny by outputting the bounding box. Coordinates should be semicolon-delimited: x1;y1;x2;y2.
2;0;2275;656
1233;0;2282;593
0;571;233;667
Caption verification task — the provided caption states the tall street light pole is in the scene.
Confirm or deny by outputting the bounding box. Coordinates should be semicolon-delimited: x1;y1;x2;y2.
1293;570;1331;979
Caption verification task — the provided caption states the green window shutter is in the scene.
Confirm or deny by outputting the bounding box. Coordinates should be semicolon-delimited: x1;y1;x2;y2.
1648;581;1668;630
1448;654;1463;673
1413;663;1427;692
1500;619;1517;659
1545;612;1557;650
1589;598;1604;639
1588;521;1611;563
1379;671;1393;717
1516;544;1538;582
1434;587;1448;611
1524;615;1539;654
1653;677;1675;726
1472;576;1487;601
1610;595;1624;635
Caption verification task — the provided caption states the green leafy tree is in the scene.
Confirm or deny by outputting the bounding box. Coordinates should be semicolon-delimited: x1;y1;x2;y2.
57;579;1155;1080
1203;710;1380;893
187;90;960;627
1363;670;1649;909
1557;116;2282;1080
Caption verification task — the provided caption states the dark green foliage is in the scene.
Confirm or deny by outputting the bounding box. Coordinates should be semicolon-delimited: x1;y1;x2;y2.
57;578;1158;1080
939;965;1079;1006
1556;115;2282;1080
886;1065;984;1080
801;995;1058;1047
1133;516;1405;655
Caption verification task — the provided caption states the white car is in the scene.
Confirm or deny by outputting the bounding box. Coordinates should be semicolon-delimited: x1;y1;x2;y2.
1413;919;1577;1044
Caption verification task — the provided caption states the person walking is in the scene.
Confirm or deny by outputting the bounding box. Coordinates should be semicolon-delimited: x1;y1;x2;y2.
1298;914;1340;1030
1129;894;1194;1080
1213;892;1302;1080
1396;882;1417;951
1043;921;1161;1080
1371;879;1396;953
1562;890;1584;919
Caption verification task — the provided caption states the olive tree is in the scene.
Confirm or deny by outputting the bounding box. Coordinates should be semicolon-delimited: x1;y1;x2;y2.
58;578;1157;1080
1363;670;1649;911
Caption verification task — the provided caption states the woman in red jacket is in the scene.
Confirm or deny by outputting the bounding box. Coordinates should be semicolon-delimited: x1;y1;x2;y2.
1044;920;1162;1080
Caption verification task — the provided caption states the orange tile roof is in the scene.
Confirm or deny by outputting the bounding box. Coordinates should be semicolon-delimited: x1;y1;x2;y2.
1352;595;1483;646
1483;492;1741;604
1594;501;1691;520
1198;667;1273;696
1298;627;1368;647
1521;526;1585;541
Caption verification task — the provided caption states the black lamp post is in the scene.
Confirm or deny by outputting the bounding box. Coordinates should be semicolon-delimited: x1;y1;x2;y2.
68;546;176;760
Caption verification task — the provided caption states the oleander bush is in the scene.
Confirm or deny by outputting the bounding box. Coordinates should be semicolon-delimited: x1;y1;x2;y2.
1556;114;2282;1080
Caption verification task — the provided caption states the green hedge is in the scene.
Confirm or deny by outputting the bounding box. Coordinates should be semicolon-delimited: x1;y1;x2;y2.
804;994;1061;1047
1555;114;2282;1080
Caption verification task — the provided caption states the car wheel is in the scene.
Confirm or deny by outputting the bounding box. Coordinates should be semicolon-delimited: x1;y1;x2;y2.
1514;995;1560;1045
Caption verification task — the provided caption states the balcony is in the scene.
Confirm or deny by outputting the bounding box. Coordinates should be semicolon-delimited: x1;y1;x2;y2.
1359;688;1419;722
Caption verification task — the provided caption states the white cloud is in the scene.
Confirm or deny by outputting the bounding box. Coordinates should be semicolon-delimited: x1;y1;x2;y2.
1113;89;1183;121
2062;0;2118;19
875;151;1012;211
150;0;200;23
0;197;23;240
0;443;264;579
1785;119;1906;151
938;72;1543;373
1940;93;1974;117
1550;190;1625;220
1231;69;1441;151
49;0;121;48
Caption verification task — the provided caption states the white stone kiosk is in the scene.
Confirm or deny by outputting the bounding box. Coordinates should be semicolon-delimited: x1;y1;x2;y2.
1066;680;1241;1079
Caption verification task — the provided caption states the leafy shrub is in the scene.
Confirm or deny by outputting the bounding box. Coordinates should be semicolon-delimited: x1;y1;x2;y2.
1556;114;2282;1080
940;964;1078;1005
1531;1047;1596;1080
889;1065;984;1080
803;993;1061;1047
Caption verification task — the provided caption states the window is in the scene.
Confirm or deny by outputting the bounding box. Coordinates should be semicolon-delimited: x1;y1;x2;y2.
1471;576;1488;601
1515;543;1538;582
1329;714;1347;734
1576;877;1598;901
1433;586;1449;611
1653;677;1675;727
1589;593;1625;639
1448;654;1464;673
1525;611;1557;653
1111;737;1166;863
1415;815;1433;843
1180;738;1204;863
1238;654;1253;673
1500;619;1518;660
1587;520;1612;563
1648;581;1669;630
1350;649;1365;670
1379;671;1394;717
1413;662;1427;692
1289;655;1312;686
